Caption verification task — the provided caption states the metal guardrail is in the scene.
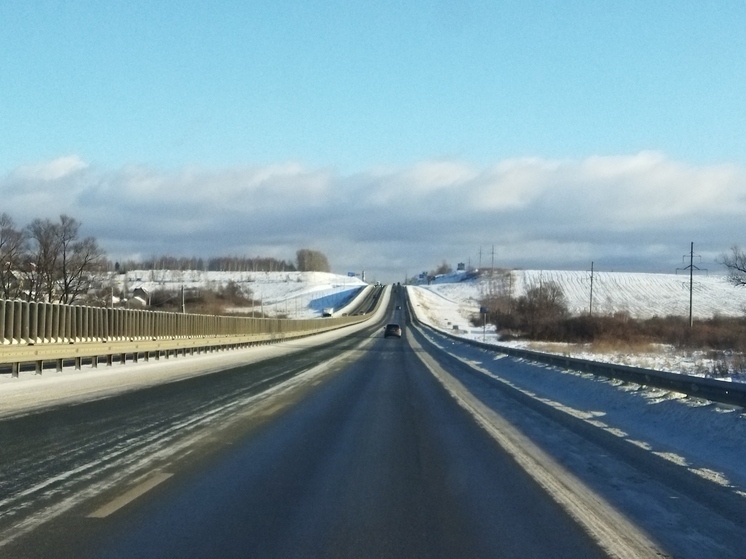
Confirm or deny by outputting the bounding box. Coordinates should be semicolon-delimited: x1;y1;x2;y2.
406;291;746;408
0;298;372;376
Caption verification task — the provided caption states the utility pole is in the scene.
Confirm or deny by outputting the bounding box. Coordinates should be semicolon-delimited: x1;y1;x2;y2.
688;244;693;328
676;242;706;328
589;262;594;317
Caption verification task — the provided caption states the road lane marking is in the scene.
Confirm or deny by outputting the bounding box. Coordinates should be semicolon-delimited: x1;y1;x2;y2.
258;402;287;417
88;472;173;518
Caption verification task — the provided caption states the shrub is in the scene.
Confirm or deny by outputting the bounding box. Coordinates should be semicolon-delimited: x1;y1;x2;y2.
479;288;746;353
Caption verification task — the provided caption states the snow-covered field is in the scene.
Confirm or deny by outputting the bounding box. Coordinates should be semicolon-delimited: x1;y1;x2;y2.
408;270;746;381
112;270;367;318
424;269;746;319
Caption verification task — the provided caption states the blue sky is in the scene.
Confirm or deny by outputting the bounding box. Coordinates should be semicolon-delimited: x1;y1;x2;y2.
2;1;746;281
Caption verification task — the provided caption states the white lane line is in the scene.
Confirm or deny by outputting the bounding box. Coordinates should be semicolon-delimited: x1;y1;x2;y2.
88;472;173;518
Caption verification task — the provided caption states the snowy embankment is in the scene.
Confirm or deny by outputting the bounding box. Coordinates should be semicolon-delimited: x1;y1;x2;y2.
412;323;746;554
113;270;366;318
409;270;746;380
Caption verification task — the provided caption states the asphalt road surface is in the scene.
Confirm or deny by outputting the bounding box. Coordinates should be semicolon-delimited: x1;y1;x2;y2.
0;303;662;558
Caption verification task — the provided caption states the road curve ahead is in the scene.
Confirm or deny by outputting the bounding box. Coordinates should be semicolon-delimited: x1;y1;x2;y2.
1;304;656;558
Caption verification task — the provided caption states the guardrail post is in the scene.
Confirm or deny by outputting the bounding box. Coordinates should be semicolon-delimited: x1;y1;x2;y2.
8;301;18;344
53;304;62;343
28;302;38;345
124;309;131;340
75;306;83;343
82;305;89;342
43;302;52;342
21;300;30;345
63;303;72;343
112;308;118;341
69;304;76;343
0;300;5;344
36;303;46;344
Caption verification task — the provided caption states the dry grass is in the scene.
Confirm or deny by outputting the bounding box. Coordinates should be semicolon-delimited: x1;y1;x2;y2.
588;338;658;354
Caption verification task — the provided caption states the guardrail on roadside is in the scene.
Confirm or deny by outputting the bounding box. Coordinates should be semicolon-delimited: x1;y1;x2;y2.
0;297;372;376
405;290;746;408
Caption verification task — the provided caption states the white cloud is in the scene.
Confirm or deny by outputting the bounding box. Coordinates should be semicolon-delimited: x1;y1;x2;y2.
2;152;745;281
405;160;478;191
13;155;89;181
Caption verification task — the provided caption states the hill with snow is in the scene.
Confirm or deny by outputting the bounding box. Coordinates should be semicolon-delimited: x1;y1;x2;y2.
110;270;367;318
420;269;746;320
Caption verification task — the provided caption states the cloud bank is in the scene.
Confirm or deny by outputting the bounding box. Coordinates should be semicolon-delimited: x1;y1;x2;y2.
2;153;744;281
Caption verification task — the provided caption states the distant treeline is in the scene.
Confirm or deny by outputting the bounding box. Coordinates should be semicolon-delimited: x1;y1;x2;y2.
116;256;297;273
116;249;331;274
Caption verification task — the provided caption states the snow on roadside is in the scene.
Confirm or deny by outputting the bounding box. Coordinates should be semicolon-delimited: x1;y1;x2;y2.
408;289;746;504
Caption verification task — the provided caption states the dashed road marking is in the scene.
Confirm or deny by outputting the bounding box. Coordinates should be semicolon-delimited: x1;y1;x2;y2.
88;472;173;518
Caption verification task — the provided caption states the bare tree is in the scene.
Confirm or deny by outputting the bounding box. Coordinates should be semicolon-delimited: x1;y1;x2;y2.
0;213;28;299
722;246;746;287
514;280;568;338
24;215;106;303
59;230;106;304
24;217;60;302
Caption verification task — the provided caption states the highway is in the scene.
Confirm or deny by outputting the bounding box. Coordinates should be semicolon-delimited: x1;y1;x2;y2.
0;289;743;557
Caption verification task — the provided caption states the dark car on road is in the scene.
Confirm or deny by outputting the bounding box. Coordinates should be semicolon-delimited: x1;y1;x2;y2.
384;323;402;338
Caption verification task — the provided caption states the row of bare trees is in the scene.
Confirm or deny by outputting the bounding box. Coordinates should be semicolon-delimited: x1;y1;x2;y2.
119;250;330;274
0;214;105;304
117;255;296;273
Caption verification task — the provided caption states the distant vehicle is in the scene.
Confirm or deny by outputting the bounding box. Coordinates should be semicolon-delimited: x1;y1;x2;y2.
322;307;334;317
384;323;402;338
395;305;401;310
